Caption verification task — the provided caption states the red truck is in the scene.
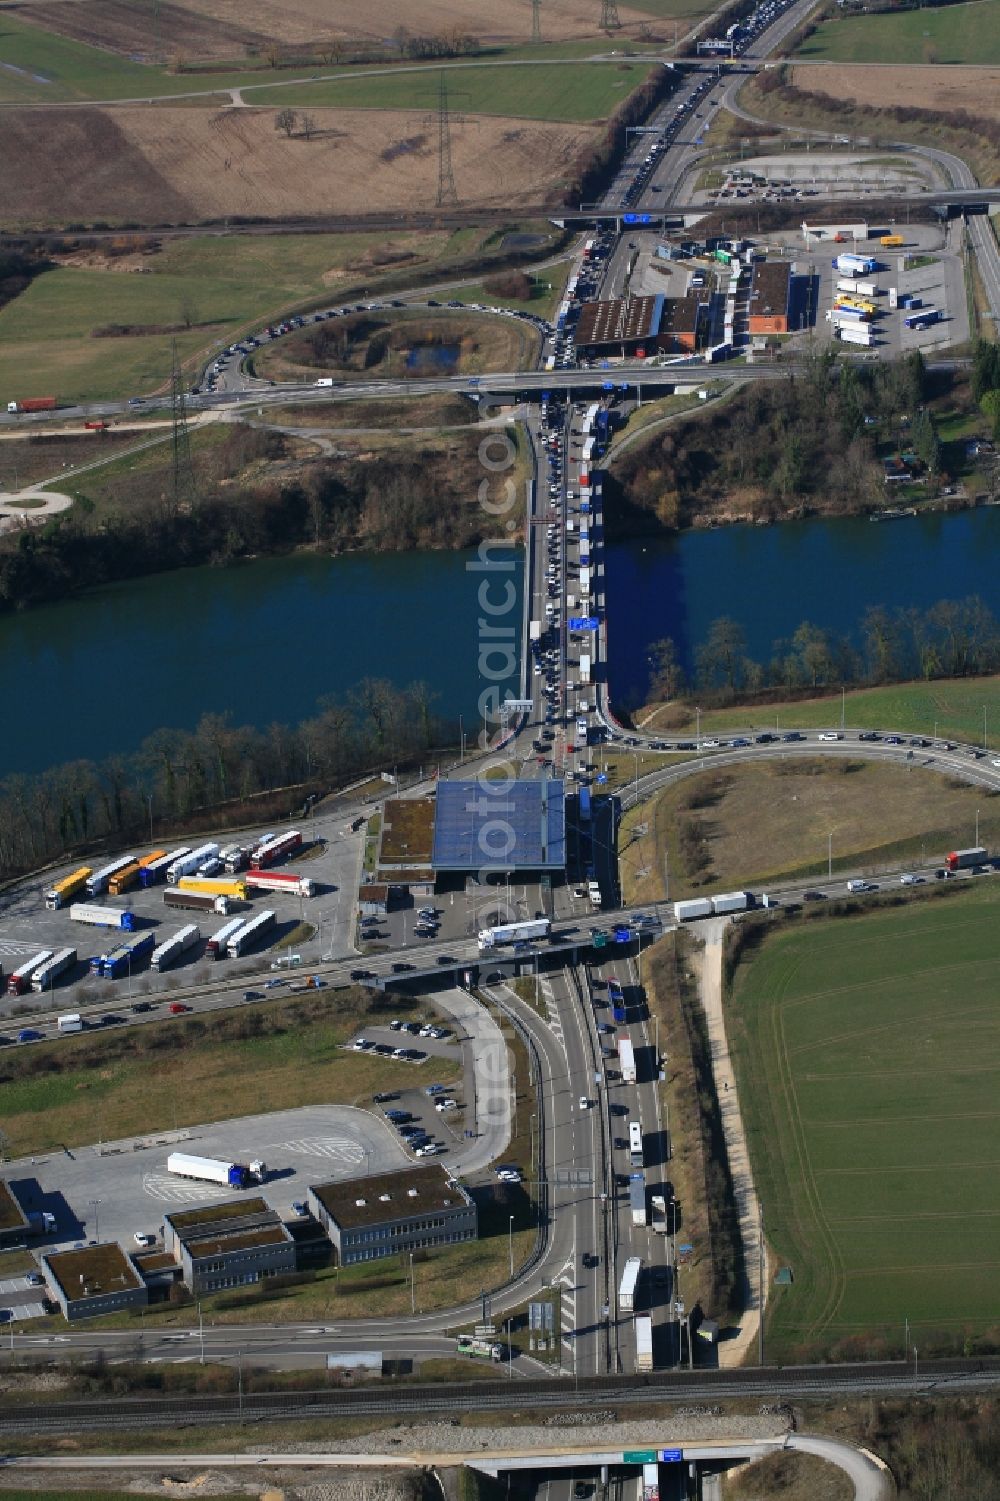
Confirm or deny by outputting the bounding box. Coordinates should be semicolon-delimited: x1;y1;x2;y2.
84;420;110;431
7;397;57;414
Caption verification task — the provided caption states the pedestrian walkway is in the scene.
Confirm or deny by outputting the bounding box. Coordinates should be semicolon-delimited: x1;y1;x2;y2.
694;918;765;1368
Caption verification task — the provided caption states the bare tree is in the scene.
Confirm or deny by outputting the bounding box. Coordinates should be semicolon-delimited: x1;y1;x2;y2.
299;111;317;141
275;107;297;137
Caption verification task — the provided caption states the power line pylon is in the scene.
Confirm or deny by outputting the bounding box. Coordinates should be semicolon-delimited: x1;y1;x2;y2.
532;0;542;44
436;71;459;208
170;340;196;507
600;0;621;29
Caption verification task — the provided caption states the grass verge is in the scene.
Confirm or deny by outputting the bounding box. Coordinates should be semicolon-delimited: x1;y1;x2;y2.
621;757;1000;901
0;986;460;1157
642;675;1000;748
793;3;1000;65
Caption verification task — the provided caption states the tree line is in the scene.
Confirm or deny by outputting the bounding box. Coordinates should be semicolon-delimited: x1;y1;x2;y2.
647;595;1000;704
0;677;448;883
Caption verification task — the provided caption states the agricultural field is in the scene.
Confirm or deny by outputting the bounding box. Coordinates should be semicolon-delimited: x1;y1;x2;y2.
790;63;1000;126
728;886;1000;1360
794;1;1000;66
244;60;653;121
12;0;662;64
0;229;512;403
0;103;594;229
618;757;999;905
643;675;1000;748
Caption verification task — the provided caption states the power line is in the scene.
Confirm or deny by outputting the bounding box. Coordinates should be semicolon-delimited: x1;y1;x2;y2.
436;72;459;208
170;339;197;508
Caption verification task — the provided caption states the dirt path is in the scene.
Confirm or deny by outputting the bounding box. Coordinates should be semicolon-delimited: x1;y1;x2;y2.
694;917;765;1368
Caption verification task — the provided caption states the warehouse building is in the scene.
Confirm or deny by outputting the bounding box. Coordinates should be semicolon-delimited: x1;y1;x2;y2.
163;1197;296;1294
431;778;566;876
308;1166;477;1266
575;293;705;357
42;1243;149;1322
747;260;792;335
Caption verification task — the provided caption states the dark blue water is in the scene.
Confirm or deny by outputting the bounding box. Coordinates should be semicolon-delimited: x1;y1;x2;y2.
404;344;460;372
0;548;522;775
605;509;1000;706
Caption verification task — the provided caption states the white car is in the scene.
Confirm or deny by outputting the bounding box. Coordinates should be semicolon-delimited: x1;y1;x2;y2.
817;732;841;742
578;1096;591;1110
133;1232;155;1248
435;1098;458;1112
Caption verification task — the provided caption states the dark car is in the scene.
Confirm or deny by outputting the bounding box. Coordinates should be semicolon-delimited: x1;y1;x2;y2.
130;1001;153;1013
803;889;827;901
350;968;374;981
373;1093;398;1105
436;954;456;965
100;1014;124;1027
392;962;414;973
782;731;805;742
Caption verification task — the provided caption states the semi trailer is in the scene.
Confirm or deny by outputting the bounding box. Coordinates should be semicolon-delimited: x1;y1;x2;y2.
6;950;54;996
166;1152;267;1189
45;867;92;910
151;924;201;972
477;919;551;952
69;903;137;931
163;888;230;915
30;948;77;992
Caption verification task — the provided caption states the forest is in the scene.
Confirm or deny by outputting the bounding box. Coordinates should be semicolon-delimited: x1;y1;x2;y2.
605;351;935;534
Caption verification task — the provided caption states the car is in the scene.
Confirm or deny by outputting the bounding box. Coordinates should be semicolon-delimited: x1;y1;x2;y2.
392;1047;411;1059
17;1029;42;1043
425;1083;445;1096
242;990;262;1002
264;978;285;990
389;1019;404;1031
436;955;456;966
392;961;414;973
899;872;920;885
802;889;827;902
130;1001;153;1013
291;1201;309;1217
373;1043;394;1056
398;1124;423;1137
700;737;720;748
578;1096;591;1110
100;1014;124;1027
403;1021;421;1035
352;1038;372;1051
350;969;374;981
25;1270;45;1287
133;1232;155;1248
574;1484;592;1499
582;1251;599;1268
373;1092;398;1104
495;1166;521;1183
416;1143;444;1156
858;731;881;742
817;732;841;742
435;1098;458;1112
168;1003;190;1015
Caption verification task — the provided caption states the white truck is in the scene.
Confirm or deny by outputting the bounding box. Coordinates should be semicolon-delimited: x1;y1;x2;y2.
651;1193;669;1234
86;855;136;897
57;1013;83;1034
588;879;602;909
838;325;874;347
711;890;751;915
629;1172;646;1226
620;1036;636;1084
618;1256;642;1312
31;949;77;993
674;898;713;922
635;1314;654;1374
477;918;551;952
166;1151;267;1190
166;843;220;884
150;924;201;972
579;652;592;685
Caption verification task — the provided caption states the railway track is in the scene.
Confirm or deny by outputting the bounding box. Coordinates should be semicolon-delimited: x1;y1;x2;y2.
4;1357;999;1434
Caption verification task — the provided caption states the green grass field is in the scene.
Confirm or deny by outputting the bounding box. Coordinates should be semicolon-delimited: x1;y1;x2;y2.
0;230;484;403
795;0;1000;65
653;676;1000;750
728;886;1000;1360
244;61;652;120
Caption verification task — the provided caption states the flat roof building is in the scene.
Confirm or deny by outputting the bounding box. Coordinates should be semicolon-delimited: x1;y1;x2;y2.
42;1243;148;1322
748;260;792;335
575;294;705;356
163;1197;296;1295
308;1166;477;1267
0;1180;31;1247
432;778;566;874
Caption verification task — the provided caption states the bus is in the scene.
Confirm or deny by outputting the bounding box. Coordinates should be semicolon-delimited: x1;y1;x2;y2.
609;976;626;1024
580;785;592;824
629;1120;644;1168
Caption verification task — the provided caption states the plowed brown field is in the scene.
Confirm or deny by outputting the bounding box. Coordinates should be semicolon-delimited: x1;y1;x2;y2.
0;104;595;226
16;0;657;58
790;63;1000;125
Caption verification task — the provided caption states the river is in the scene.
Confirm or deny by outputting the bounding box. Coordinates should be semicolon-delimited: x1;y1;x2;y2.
0;549;522;776
604;508;1000;708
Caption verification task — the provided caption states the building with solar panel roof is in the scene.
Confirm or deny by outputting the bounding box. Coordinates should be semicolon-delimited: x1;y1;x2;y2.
431;780;566;876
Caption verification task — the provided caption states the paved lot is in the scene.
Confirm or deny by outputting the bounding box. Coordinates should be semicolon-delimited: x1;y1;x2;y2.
4;1105;411;1253
0;1277;45;1321
0;825;365;1019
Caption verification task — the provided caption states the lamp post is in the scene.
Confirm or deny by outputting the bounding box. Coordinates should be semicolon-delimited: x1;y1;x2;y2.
89;1199;100;1242
695;706;702;747
828;832;833;880
409;1252;415;1314
508;1215;515;1278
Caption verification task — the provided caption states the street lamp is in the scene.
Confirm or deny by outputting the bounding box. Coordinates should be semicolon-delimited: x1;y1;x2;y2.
89;1198;100;1242
828;832;833;880
409;1251;415;1314
508;1215;515;1278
